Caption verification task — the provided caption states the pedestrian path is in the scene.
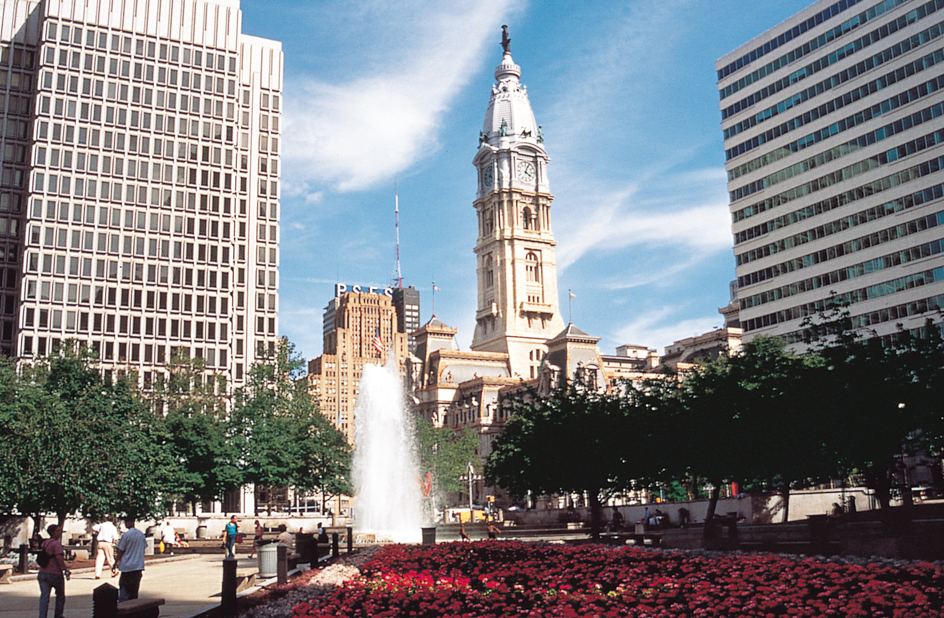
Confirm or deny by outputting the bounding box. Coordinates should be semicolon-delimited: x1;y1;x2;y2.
0;554;266;618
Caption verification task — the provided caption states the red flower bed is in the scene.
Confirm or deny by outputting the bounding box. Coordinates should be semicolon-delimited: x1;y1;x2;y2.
291;541;944;617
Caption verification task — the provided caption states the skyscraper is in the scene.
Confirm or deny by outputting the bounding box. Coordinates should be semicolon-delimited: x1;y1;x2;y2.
1;0;281;387
309;289;409;443
719;0;944;344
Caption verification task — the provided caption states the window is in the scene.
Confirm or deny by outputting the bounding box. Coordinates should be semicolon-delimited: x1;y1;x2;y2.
525;252;539;283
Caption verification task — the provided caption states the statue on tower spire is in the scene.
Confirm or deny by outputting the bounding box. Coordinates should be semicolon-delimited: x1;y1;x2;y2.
501;25;511;54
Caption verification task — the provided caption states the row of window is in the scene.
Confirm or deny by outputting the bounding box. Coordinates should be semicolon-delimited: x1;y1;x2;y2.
724;44;944;152
23;279;238;311
727;74;944;179
24;308;232;341
30;198;277;228
779;293;944;341
717;0;863;79
720;0;907;100
0;67;33;92
22;252;249;285
741;234;944;309
721;0;940;119
47;21;239;76
21;335;231;370
733;154;944;225
738;190;942;269
743;272;944;332
731;125;944;205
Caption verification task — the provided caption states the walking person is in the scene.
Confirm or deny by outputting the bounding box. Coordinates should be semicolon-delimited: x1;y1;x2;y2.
38;524;71;618
93;515;119;579
113;518;146;602
224;515;239;559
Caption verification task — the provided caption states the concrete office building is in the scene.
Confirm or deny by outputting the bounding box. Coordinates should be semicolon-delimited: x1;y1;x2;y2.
719;0;944;344
0;0;281;388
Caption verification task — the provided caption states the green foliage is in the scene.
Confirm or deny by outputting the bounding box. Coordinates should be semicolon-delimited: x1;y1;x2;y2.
232;339;352;498
155;353;242;510
0;344;177;521
413;416;478;505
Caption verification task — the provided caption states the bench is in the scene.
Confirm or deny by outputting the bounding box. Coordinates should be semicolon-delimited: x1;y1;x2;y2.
600;532;663;546
235;568;257;593
0;564;13;584
117;597;165;618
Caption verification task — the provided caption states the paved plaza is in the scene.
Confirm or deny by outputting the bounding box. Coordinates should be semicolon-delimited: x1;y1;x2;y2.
0;554;269;618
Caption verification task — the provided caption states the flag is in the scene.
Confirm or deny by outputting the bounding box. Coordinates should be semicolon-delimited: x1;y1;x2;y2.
570;293;576;299
433;285;441;292
372;330;385;356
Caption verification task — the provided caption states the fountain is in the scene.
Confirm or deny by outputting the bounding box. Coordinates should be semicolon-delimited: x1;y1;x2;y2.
351;361;424;543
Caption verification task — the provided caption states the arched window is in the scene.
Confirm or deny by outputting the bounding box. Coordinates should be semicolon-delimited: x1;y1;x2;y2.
522;207;533;230
525;252;539;283
485;255;494;288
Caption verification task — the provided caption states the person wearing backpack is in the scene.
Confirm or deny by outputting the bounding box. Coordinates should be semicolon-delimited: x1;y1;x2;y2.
38;524;70;618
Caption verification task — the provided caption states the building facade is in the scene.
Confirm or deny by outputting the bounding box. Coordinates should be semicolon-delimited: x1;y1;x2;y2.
0;0;281;388
719;0;944;345
309;289;410;443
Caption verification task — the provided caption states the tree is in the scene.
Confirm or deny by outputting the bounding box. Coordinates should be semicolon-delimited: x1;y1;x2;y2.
802;310;944;510
155;353;242;513
0;344;178;524
413;416;478;514
486;385;657;538
671;337;834;542
232;339;351;512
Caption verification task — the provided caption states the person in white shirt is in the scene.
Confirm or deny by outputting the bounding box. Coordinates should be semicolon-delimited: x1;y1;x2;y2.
92;515;120;579
160;521;176;554
113;518;147;602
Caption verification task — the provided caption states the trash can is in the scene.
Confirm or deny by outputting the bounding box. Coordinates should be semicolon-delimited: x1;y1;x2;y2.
421;527;436;545
144;537;155;556
296;532;314;564
257;542;278;578
196;525;207;539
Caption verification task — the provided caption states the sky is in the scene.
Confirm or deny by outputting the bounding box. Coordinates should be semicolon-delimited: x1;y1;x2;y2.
237;0;816;366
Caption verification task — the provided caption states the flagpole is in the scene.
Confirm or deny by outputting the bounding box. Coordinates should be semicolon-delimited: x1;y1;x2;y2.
568;288;573;324
432;280;436;317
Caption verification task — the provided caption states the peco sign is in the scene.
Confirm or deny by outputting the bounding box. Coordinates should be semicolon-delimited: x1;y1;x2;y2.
335;283;394;297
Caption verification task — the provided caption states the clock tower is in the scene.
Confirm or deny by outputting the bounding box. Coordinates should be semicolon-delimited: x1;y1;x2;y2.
470;27;565;380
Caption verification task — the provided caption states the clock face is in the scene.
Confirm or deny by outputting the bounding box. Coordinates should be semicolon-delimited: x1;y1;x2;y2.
483;166;494;187
517;160;536;183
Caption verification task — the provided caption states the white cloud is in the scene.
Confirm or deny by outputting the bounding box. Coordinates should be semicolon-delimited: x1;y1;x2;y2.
555;184;732;271
282;0;518;194
613;310;725;354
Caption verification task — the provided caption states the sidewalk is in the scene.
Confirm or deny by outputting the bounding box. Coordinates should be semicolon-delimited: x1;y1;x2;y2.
0;554;268;618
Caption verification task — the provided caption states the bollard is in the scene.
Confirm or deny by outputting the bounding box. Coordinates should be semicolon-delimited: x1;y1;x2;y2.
18;543;28;574
331;532;339;559
221;557;237;617
91;536;99;562
276;544;287;585
346;526;353;553
92;582;119;618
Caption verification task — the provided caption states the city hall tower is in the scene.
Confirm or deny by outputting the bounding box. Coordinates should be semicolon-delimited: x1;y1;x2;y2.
470;27;564;380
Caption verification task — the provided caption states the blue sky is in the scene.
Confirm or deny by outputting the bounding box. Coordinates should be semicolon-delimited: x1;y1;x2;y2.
238;0;815;364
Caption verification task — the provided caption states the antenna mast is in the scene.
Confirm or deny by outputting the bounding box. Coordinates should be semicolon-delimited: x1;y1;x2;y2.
393;178;403;288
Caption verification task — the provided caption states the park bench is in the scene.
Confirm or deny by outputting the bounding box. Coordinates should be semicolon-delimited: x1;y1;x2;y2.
116;597;165;618
599;532;663;547
235;568;257;592
0;563;13;584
